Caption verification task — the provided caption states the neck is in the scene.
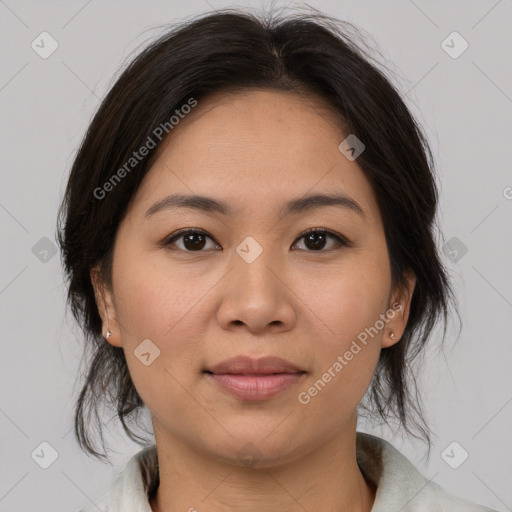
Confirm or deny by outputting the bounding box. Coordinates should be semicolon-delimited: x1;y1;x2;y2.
149;419;376;512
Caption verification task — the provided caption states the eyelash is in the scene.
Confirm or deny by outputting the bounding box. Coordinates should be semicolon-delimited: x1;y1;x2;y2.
162;227;351;253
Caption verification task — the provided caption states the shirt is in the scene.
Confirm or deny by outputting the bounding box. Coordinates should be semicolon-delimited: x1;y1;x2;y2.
78;432;500;512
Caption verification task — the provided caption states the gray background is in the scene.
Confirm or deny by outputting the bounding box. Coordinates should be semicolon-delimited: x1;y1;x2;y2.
1;1;511;511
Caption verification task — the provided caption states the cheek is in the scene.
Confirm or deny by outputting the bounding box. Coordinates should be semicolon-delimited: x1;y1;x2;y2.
308;249;391;340
112;244;204;340
110;248;209;396
296;251;390;405
111;255;206;417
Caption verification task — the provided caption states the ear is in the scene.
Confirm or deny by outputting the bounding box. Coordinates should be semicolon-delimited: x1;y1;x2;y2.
90;265;122;347
381;270;416;349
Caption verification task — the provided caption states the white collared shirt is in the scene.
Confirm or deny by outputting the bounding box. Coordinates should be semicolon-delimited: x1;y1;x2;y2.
77;432;499;512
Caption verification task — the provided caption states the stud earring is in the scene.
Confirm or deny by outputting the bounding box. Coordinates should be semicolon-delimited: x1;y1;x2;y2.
390;332;396;340
105;330;112;340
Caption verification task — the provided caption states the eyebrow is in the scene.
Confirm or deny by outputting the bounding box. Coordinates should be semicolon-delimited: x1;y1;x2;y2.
144;192;366;220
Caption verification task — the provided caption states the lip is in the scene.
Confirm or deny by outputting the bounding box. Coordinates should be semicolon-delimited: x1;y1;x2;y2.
207;355;304;375
204;356;306;401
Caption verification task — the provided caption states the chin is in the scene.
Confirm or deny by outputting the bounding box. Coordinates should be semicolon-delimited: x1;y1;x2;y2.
198;429;308;469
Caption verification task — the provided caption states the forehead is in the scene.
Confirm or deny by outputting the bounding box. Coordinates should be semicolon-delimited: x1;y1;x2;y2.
165;88;345;161
129;89;381;224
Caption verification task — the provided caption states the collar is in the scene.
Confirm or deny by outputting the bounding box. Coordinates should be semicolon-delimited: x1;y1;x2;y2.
82;432;495;511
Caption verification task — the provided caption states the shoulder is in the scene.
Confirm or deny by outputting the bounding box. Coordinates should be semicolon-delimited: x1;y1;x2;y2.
76;436;500;512
356;432;500;512
76;444;158;512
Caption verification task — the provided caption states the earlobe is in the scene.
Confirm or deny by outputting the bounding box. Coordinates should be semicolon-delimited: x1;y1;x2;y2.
381;329;398;349
90;267;122;347
381;271;417;349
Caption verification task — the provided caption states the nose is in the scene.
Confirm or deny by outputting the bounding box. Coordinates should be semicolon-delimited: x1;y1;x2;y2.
216;242;297;334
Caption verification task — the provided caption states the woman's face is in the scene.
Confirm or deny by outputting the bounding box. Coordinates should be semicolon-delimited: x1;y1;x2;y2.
93;90;415;467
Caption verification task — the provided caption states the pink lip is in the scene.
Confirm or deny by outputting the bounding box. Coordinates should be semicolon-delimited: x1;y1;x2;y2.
205;356;306;401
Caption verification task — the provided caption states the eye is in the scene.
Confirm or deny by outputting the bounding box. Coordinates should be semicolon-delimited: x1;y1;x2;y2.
291;228;350;252
163;228;220;252
163;227;350;253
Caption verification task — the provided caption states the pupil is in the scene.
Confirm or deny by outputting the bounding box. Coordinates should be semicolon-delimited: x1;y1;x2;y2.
184;233;205;250
181;232;327;251
305;232;325;250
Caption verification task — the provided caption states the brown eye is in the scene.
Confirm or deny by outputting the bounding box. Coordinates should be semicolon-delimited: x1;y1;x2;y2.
292;229;349;252
164;229;219;252
163;228;349;253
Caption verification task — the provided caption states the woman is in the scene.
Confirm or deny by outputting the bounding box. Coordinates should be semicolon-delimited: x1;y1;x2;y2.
58;7;500;512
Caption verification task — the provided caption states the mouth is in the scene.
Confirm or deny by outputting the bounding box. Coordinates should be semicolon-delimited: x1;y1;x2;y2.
203;355;307;401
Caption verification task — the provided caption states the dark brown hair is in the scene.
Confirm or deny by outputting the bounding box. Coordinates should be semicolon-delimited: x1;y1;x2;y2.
57;6;456;463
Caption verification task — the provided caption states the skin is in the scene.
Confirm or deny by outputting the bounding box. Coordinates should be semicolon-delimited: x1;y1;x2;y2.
91;89;416;512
